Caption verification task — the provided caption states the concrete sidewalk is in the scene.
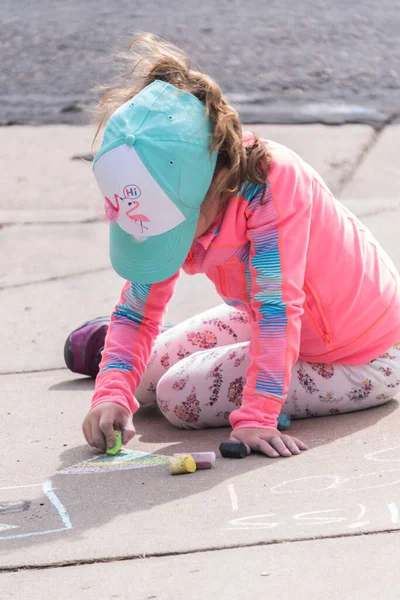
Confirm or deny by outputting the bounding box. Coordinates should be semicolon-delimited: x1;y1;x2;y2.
1;124;399;599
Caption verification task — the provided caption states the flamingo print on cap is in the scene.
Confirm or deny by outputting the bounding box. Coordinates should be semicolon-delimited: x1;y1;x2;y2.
105;193;150;240
94;144;187;240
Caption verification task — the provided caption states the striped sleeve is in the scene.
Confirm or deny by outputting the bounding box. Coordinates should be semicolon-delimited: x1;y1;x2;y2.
229;158;313;430
91;272;179;415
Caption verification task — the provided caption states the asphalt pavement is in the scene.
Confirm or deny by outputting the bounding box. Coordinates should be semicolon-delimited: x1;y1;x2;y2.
2;0;400;125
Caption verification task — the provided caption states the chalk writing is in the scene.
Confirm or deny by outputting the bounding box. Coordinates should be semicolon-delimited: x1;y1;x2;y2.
270;475;344;495
270;469;400;494
227;483;239;513
388;502;400;523
226;513;279;530
0;523;19;533
365;446;400;462
224;447;400;533
225;504;398;531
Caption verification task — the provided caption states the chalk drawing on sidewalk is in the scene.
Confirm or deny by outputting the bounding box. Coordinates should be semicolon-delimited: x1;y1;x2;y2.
0;500;31;515
269;468;400;495
0;480;72;541
60;450;169;475
227;483;239;513
365;446;400;462
223;449;400;534
0;523;19;533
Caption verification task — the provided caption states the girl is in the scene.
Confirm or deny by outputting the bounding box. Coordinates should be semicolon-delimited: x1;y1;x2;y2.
66;33;400;458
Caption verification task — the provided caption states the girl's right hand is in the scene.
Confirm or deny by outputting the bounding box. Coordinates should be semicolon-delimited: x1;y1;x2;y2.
230;426;308;458
82;402;136;452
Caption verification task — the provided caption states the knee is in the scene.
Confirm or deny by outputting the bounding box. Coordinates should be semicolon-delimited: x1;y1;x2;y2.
156;370;201;430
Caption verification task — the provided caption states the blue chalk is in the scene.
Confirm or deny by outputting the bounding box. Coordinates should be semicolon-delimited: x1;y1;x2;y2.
277;414;291;430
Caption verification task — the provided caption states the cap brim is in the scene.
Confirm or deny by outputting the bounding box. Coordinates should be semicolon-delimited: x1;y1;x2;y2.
109;215;198;284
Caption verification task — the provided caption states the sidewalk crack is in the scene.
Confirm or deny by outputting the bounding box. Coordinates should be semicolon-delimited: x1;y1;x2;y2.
0;266;112;291
1;527;399;573
337;111;399;197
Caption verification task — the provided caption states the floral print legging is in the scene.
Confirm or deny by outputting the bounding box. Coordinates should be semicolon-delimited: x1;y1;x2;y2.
135;305;400;429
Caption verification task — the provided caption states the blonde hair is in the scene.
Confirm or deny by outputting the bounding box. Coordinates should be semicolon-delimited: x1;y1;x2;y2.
95;33;272;206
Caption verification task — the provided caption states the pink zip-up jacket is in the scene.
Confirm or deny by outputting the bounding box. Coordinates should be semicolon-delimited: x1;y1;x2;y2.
92;137;400;430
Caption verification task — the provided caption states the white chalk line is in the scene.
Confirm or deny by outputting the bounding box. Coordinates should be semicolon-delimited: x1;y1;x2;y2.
227;483;239;513
0;483;43;491
43;480;72;530
365;446;400;462
270;468;400;495
0;527;69;541
270;475;346;495
356;504;367;520
344;468;400;492
348;522;370;529
0;480;72;541
224;513;279;531
294;509;347;525
388;503;400;524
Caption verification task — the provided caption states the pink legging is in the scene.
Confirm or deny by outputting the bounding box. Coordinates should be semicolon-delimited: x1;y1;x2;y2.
135;305;400;429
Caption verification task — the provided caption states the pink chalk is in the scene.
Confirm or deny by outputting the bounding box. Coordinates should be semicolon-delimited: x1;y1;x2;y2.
174;452;216;470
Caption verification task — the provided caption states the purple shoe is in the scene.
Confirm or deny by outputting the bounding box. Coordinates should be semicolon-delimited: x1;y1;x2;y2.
64;317;109;378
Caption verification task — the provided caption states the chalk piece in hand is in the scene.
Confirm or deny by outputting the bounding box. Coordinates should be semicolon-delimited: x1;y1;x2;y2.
106;432;123;456
174;452;216;470
219;441;250;458
169;454;197;475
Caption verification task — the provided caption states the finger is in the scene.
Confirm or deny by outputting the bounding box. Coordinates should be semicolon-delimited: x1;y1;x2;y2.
114;411;135;445
86;421;102;450
82;421;92;446
281;435;301;455
291;436;309;451
90;417;107;451
99;417;117;449
118;414;136;445
266;436;292;457
121;425;135;445
253;439;281;458
92;425;106;451
82;415;103;450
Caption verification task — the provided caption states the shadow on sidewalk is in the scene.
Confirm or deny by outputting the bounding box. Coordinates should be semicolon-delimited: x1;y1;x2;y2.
1;373;398;563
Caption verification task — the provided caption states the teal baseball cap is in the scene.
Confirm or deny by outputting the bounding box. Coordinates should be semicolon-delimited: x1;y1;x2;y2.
92;80;218;284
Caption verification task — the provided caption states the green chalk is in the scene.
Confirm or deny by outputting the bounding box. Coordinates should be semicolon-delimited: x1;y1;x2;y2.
106;432;123;455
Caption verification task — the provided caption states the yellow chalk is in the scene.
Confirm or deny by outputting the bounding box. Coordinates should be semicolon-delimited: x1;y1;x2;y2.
169;454;197;475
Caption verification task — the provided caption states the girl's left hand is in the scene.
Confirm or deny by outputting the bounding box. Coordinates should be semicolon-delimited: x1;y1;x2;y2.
230;427;308;458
